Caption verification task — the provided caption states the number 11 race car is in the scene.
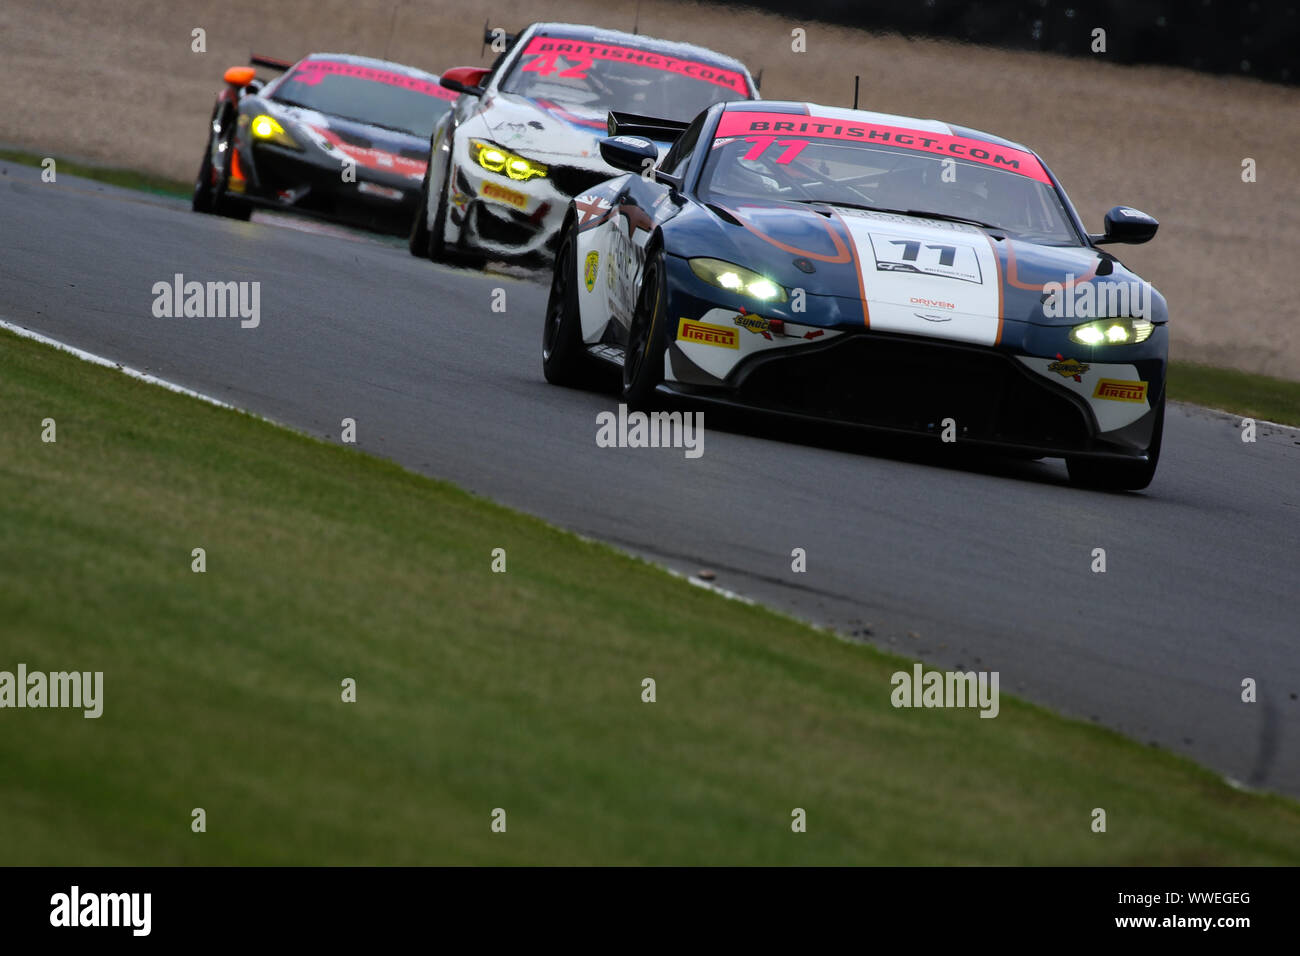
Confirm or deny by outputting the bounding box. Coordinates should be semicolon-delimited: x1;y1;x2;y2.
542;101;1168;489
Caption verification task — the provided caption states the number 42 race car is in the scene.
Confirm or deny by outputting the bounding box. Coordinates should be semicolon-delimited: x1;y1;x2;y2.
542;101;1168;490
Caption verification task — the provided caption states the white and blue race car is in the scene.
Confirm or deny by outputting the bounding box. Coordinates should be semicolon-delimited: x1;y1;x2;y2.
407;22;758;265
542;101;1168;490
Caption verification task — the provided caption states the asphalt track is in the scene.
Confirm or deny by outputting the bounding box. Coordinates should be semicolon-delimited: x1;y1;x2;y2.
4;163;1298;795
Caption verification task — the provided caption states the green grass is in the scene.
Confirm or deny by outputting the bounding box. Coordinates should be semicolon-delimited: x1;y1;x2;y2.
1169;361;1300;426
2;327;1299;865
0;148;191;199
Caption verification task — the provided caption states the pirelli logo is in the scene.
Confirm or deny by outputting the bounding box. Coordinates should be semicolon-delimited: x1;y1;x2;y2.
677;318;739;349
480;181;527;209
1093;378;1148;403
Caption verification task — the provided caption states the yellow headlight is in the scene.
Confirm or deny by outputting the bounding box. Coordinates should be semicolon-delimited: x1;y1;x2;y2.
251;115;284;138
471;141;546;181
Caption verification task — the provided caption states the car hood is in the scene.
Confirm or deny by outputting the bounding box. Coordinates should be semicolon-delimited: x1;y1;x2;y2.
264;99;429;180
677;199;1164;345
474;91;668;168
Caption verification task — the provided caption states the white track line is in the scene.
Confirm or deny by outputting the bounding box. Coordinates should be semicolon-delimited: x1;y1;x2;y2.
0;318;236;409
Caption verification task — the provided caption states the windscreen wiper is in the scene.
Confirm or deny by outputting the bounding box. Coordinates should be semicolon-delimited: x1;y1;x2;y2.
788;199;1004;236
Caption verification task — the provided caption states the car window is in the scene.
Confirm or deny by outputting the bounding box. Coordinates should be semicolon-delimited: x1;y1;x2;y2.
270;60;455;138
499;36;750;122
700;115;1081;245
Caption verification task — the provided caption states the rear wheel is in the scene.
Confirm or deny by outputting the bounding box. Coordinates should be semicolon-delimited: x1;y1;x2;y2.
1067;394;1164;490
542;220;597;387
622;248;669;408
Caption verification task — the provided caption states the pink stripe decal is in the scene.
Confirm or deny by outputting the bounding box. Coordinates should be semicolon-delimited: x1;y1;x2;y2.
520;37;748;95
290;60;449;98
715;111;1051;184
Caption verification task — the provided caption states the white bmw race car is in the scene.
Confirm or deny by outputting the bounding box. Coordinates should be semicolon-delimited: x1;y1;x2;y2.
407;21;758;265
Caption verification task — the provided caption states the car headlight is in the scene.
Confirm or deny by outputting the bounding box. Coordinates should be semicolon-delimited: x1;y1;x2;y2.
689;258;788;303
1068;317;1154;346
248;114;300;149
471;140;547;181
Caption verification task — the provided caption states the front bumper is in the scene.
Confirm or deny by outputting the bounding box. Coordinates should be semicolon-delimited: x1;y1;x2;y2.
234;142;423;234
445;144;612;262
659;268;1167;460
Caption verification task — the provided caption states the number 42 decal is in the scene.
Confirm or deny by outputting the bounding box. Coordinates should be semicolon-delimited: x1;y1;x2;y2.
522;53;592;79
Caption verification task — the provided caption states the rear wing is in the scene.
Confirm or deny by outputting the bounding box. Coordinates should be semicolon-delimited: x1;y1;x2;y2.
606;111;691;143
250;54;293;72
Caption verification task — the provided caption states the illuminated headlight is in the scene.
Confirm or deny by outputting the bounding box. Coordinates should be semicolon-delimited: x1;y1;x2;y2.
1068;317;1154;346
689;258;787;302
248;114;300;149
471;140;547;181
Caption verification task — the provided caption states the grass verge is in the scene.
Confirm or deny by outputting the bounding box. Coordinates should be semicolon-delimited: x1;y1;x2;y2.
0;148;191;199
1168;361;1300;426
2;327;1299;864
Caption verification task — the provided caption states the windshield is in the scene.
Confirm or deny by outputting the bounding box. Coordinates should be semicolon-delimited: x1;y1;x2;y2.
700;112;1081;245
500;36;750;123
270;60;455;138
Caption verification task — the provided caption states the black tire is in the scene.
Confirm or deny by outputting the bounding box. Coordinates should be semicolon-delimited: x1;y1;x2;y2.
621;247;669;408
407;168;432;256
1066;393;1164;490
426;150;453;262
542;220;597;387
191;135;215;213
211;124;252;222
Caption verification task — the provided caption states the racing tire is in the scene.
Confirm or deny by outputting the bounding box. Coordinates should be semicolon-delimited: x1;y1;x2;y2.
621;247;669;408
542;220;598;388
211;125;252;222
1066;394;1164;490
191;136;216;213
426;150;453;263
407;169;432;256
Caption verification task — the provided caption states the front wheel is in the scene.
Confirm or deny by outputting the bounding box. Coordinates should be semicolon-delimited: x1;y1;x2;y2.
407;169;431;256
622;248;669;407
1066;394;1164;490
191;136;216;213
542;220;597;387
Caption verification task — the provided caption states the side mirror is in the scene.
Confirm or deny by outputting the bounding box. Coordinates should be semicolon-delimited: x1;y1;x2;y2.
223;66;257;87
599;135;659;175
439;66;490;96
1093;205;1158;245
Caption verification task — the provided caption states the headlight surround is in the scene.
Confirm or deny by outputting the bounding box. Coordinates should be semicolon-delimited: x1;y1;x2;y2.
688;258;788;303
1068;317;1154;346
248;113;300;149
470;140;547;181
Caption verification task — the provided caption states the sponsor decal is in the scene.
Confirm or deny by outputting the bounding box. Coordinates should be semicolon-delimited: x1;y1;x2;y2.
869;233;983;284
480;180;528;209
1048;354;1090;382
1093;378;1148;402
713;111;1052;185
575;193;614;229
584;251;599;292
732;312;772;339
289;60;447;97
520;37;748;94
909;296;955;310
677;318;739;349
